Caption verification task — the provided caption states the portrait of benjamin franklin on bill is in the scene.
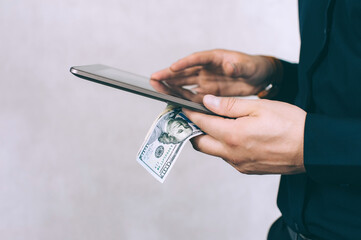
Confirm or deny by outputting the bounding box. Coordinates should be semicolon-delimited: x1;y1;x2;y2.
148;108;193;145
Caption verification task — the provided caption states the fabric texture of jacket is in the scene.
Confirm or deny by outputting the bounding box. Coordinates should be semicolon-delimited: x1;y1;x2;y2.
274;0;361;239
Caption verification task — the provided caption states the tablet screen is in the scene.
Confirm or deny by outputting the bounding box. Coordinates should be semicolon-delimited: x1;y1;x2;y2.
97;67;155;92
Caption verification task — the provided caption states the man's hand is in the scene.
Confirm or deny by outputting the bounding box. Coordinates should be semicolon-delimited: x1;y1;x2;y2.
151;49;277;103
183;95;306;175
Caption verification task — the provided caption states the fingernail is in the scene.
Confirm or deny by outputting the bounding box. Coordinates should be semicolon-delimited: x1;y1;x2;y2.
203;95;220;108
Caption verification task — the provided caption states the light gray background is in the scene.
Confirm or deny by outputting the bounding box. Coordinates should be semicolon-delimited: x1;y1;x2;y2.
0;0;300;239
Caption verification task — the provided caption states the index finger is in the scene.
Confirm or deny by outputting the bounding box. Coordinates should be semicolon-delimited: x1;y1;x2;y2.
171;51;219;72
151;66;201;81
182;108;238;141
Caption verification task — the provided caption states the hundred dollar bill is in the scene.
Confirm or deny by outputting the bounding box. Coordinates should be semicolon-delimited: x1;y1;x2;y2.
137;105;203;183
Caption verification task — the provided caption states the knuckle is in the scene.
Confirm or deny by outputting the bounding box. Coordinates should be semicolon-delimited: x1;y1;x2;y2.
236;161;254;174
223;97;238;113
223;133;240;147
239;167;252;175
240;129;255;151
232;63;243;76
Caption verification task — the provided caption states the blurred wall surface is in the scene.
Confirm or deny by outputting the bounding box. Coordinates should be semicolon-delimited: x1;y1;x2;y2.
0;0;300;239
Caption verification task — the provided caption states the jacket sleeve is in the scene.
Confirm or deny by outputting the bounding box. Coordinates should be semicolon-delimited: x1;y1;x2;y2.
270;60;299;104
273;60;361;185
304;114;361;185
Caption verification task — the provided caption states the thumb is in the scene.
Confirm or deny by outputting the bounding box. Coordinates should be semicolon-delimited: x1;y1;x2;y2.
203;95;259;118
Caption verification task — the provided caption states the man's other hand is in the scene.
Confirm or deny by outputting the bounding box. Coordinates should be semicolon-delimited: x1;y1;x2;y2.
151;49;277;103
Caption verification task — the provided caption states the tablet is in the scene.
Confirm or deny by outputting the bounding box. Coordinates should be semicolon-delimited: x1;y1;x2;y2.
70;64;213;114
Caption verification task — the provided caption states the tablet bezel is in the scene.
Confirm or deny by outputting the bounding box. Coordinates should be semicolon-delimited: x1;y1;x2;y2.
70;64;214;115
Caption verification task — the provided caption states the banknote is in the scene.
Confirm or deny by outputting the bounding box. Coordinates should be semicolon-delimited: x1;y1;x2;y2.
137;105;203;183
